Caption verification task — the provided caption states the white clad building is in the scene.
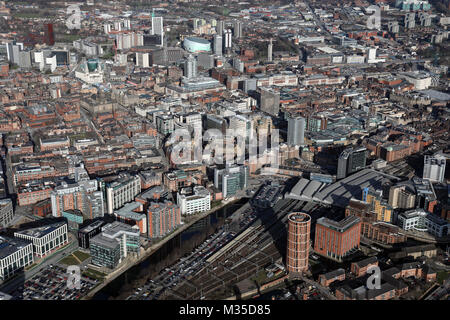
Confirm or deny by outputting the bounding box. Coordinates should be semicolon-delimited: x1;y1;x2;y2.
0;236;34;280
106;174;142;214
423;154;446;183
14;222;68;258
177;186;211;215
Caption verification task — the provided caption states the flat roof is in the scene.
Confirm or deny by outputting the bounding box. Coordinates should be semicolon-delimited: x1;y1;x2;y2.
15;221;66;239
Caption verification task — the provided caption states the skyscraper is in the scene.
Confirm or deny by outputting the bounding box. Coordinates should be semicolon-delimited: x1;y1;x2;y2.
6;41;23;65
233;20;243;38
268;38;273;62
314;216;361;262
45;23;55;46
337;147;367;180
184;54;197;79
286;212;311;274
224;29;232;51
213;34;223;56
259;87;280;116
152;12;164;46
287;115;305;146
217;20;225;35
423;154;446;183
152;15;163;36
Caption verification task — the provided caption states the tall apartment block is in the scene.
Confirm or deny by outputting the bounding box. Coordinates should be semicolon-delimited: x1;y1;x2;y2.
337;147;367;180
106;174;141;214
51;181;104;219
423;154;446;183
314;216;361;262
286;212;311;274
147;200;181;239
388;185;416;209
259;87;280;116
287;115;305;146
363;188;394;223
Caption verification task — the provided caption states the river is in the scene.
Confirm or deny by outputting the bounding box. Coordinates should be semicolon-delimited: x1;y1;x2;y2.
92;197;249;300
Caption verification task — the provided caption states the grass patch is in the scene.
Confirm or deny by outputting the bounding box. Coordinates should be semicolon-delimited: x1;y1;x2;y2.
83;268;106;281
436;270;450;284
251;269;269;285
59;255;79;266
72;251;90;262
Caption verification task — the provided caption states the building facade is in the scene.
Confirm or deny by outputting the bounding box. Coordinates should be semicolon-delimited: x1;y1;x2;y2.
177;186;211;215
0;236;34;280
286;212;311;274
314;216;361;262
106;174;141;214
14;222;68;258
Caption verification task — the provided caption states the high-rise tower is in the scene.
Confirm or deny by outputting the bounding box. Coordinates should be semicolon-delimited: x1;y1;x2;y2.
268;38;273;62
286;212;311;274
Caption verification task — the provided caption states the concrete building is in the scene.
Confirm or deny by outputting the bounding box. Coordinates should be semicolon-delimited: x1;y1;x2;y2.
423;154;446;183
259;87;280;116
286;212;311;274
363;188;394;223
337;147;368;180
14;222;68;258
213;34;223;56
184;54;197;79
0;236;34;280
224;29;232;51
388;185;416;209
287;115;305;146
90;221;140;269
268;38;273;62
106;174;141;214
177;186;211;215
0;198;14;228
214;165;248;198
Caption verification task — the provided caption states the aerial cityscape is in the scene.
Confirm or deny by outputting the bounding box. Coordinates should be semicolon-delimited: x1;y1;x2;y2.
0;0;449;305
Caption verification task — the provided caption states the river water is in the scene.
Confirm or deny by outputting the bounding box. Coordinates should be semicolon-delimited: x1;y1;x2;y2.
92;198;249;300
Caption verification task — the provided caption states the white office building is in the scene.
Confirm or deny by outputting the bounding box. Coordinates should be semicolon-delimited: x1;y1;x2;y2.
177;186;211;215
398;209;450;237
14;222;68;258
0;236;34;280
106;174;142;214
423;154;446;183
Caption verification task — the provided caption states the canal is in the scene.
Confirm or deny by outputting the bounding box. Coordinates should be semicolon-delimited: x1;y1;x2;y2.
92;197;249;300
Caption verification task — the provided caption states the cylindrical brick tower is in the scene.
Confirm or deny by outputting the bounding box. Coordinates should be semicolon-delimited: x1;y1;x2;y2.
286;212;311;274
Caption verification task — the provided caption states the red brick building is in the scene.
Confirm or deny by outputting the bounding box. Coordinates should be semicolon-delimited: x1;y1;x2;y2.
286;212;311;274
314;216;361;262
